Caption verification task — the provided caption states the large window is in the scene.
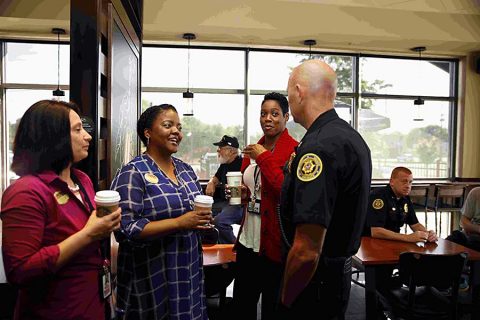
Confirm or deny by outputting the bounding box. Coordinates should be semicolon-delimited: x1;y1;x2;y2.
1;41;458;192
247;53;354;143
141;92;245;180
5;42;69;85
359;57;455;179
142;47;245;89
142;47;246;180
141;48;456;180
4;89;71;183
1;42;70;191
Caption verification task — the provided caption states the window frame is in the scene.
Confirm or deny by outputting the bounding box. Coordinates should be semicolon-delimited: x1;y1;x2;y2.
358;54;458;181
0;40;70;193
0;40;459;192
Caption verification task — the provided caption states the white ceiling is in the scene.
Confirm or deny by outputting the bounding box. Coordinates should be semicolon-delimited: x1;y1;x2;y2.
0;0;479;56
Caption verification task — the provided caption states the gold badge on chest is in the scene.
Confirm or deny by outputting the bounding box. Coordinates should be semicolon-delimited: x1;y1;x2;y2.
404;203;408;214
145;172;159;184
54;191;69;205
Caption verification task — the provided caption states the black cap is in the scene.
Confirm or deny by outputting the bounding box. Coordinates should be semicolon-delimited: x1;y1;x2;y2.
213;135;239;148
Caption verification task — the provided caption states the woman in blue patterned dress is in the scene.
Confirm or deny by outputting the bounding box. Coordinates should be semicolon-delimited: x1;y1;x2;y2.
111;104;212;320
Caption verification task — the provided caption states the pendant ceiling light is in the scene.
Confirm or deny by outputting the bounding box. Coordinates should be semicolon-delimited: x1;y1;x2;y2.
183;33;196;116
411;46;426;121
304;39;317;60
52;28;66;99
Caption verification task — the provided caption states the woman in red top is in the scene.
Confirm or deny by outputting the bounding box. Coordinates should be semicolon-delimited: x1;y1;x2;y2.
1;100;121;320
233;92;298;320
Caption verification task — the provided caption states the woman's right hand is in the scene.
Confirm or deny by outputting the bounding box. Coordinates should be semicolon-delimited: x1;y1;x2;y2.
83;208;122;241
177;210;213;230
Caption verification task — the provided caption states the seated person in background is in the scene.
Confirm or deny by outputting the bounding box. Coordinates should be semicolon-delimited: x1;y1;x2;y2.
205;135;243;243
366;166;438;243
447;186;480;251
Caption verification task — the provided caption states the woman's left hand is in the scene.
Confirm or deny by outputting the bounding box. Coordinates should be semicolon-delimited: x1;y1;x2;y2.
243;144;267;160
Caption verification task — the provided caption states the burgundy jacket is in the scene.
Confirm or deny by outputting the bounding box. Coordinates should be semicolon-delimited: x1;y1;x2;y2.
237;129;298;263
1;169;105;320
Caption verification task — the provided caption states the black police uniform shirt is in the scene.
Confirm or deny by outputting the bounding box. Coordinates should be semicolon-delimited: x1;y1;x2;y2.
365;185;419;234
280;109;372;258
213;155;243;202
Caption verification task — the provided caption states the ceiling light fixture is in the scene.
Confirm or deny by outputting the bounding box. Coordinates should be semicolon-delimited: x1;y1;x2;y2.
183;33;196;116
411;46;426;121
304;39;317;60
52;28;66;99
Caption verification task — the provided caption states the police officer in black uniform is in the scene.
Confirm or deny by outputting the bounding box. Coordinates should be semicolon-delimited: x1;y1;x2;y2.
279;60;372;320
367;184;418;235
365;166;437;243
365;167;437;296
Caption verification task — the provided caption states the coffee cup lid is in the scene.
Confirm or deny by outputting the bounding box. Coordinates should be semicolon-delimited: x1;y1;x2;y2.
226;171;242;177
95;190;121;203
194;195;214;205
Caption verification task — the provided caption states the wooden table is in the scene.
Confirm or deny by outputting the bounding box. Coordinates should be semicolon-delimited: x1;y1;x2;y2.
202;244;236;266
354;237;480;319
202;244;236;306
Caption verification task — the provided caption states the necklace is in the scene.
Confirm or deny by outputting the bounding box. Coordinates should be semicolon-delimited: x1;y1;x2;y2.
68;183;80;192
146;153;178;183
147;153;172;172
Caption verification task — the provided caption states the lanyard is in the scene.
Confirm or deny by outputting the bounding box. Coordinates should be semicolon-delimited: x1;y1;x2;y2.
251;164;261;202
72;174;94;212
72;174;109;260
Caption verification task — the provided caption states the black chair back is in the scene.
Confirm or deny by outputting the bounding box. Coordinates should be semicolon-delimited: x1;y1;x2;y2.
409;185;429;212
397;251;467;319
399;252;466;288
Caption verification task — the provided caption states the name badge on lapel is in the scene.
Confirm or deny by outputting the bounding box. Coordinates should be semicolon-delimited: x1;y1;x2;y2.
54;191;69;205
145;172;159;184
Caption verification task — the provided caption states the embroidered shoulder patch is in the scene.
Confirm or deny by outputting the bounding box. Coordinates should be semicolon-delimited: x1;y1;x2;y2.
296;153;323;182
372;199;384;210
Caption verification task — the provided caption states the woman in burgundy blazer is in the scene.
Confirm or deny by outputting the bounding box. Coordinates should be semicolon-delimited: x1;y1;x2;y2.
1;100;120;320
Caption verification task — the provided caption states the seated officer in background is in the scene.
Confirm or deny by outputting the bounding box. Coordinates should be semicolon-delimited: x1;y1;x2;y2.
366;166;438;243
205;135;243;243
366;167;438;303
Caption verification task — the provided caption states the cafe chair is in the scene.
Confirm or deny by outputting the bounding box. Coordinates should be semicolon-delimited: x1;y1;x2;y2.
406;185;430;234
351;258;365;288
409;185;429;214
384;251;467;320
432;185;466;237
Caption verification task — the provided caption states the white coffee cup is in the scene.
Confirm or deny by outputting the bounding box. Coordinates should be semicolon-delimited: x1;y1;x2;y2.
226;171;243;205
95;190;121;217
194;195;214;227
194;195;214;211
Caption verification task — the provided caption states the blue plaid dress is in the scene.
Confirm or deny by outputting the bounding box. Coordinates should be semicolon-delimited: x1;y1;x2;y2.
111;154;208;320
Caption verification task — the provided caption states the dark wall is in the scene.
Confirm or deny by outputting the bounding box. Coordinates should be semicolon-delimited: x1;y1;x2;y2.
70;0;101;186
